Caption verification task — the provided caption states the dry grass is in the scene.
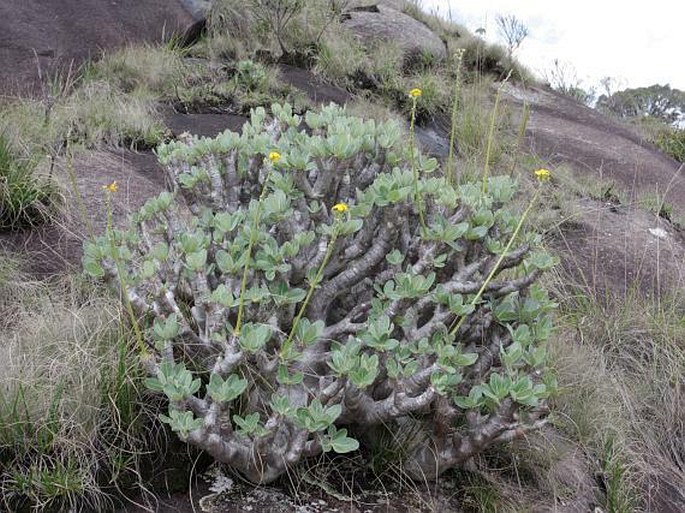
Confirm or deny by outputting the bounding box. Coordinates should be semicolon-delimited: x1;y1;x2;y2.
0;258;151;511
57;81;166;149
546;272;685;512
84;44;188;97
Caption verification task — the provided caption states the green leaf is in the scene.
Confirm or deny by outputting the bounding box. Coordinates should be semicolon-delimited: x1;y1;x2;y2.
385;249;405;266
322;426;359;454
214;212;244;233
153;314;180;341
277;364;304;385
295;318;325;346
466;225;489;240
233;412;268;437
159;409;203;438
298;399;342;433
211;284;239;308
144;377;164;392
207;373;247;403
83;259;105;278
151;242;169;261
349;353;379;389
431;371;463;395
186;249;208;272
454;351;479;367
328;340;361;376
270;394;294;417
140;260;156;279
238;323;272;353
493;295;519;322
453;387;484;410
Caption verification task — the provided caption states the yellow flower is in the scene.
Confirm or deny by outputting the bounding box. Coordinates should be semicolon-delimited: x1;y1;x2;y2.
408;88;423;99
102;181;118;193
268;151;281;163
534;168;551;182
332;203;349;214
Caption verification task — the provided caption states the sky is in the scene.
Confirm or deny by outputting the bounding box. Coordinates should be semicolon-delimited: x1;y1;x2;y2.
421;0;685;94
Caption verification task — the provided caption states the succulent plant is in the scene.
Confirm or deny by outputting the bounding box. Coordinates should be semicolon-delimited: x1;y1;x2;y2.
85;103;556;483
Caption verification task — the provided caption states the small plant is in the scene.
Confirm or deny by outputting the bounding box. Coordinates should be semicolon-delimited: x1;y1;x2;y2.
600;436;636;513
233;60;270;92
638;192;673;221
0;133;59;230
85;102;556;484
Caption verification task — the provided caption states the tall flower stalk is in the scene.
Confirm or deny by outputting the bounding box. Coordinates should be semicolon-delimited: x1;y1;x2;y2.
281;202;348;356
408;88;427;231
482;70;512;194
447;49;465;185
451;168;551;337
234;151;280;335
103;181;148;357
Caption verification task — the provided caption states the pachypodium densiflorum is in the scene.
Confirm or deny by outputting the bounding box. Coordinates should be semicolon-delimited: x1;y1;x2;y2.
85;102;557;484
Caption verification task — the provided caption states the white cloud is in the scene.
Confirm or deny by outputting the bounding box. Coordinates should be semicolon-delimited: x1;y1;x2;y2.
421;0;685;91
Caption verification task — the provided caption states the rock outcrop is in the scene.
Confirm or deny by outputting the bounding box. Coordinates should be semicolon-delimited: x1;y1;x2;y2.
0;0;201;94
342;2;446;65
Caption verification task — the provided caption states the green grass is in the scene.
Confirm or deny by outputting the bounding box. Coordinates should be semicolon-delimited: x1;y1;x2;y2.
0;133;60;230
58;81;167;149
83;44;188;98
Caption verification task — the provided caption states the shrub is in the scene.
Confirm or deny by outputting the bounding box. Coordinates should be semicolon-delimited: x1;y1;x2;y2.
653;126;685;163
84;103;556;484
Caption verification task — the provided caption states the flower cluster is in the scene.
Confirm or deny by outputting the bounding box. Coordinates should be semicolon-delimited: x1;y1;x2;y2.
102;181;118;193
534;168;551;182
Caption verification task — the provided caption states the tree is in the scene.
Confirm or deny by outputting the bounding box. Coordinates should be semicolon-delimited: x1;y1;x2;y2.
495;14;529;60
596;84;685;124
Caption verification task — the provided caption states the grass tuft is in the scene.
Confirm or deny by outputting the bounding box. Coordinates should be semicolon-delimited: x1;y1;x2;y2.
0;133;60;230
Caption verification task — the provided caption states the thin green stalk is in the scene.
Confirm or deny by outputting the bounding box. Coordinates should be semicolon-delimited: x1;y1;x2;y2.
510;101;530;175
105;188;148;358
63;139;94;238
409;93;427;231
281;222;341;356
447;50;465;185
449;186;542;338
235;160;276;335
481;70;512;194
